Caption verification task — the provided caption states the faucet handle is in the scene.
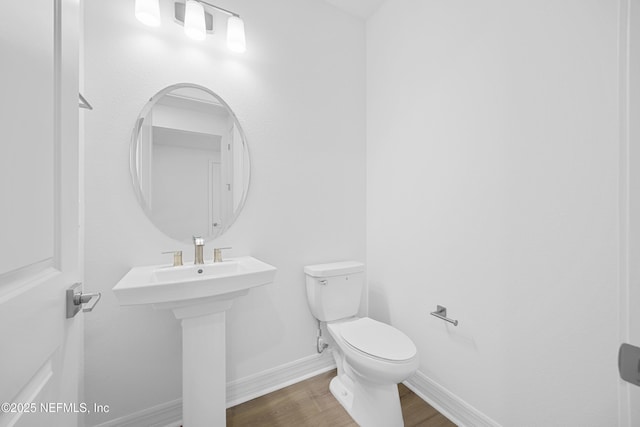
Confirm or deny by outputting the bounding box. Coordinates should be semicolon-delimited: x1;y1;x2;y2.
161;251;183;267
193;236;205;245
213;247;232;263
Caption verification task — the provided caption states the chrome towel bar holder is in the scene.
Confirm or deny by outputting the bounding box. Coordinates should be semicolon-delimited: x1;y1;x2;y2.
430;305;458;326
79;93;93;110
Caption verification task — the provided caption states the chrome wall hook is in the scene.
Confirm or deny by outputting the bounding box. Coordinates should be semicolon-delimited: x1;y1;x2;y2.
79;93;93;110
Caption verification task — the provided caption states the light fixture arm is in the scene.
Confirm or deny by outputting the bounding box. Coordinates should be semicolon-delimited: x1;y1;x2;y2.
193;0;239;18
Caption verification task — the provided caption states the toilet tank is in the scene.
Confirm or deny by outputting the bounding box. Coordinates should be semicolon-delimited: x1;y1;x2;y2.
304;261;365;322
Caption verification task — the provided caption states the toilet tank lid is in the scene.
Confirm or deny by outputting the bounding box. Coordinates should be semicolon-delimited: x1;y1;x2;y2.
304;261;364;278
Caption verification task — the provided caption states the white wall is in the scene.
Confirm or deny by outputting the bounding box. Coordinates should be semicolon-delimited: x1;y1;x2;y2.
367;1;620;426
83;0;365;424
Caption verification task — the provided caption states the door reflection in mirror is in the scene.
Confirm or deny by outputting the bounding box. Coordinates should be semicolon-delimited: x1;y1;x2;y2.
131;84;250;242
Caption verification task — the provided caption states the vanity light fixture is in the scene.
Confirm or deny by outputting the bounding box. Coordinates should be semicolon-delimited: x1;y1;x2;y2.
135;0;162;27
183;0;207;41
136;0;246;52
226;15;246;53
178;1;246;52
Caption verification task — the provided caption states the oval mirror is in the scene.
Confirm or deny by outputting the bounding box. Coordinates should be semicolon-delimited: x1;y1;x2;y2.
130;83;250;243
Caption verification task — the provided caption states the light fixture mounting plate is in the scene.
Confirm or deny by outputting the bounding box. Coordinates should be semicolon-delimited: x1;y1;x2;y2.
174;2;215;33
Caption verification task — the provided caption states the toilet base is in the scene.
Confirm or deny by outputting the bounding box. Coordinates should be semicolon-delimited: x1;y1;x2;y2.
329;374;404;427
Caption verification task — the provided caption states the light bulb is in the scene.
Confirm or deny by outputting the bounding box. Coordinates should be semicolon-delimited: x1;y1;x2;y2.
227;16;246;53
184;0;206;41
135;0;161;27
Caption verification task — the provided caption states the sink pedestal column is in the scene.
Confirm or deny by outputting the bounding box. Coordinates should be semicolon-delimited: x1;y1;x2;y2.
182;311;226;426
160;291;248;426
113;257;277;426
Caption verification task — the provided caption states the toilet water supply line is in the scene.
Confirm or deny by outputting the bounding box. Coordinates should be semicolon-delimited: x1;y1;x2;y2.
317;320;329;354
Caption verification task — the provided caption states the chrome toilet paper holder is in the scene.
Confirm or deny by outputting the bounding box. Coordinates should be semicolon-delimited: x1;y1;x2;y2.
430;305;459;326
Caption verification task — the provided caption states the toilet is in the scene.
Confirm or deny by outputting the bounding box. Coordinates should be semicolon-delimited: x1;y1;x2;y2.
304;261;419;427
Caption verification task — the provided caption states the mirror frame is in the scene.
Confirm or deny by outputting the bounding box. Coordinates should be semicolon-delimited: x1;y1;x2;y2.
129;83;251;243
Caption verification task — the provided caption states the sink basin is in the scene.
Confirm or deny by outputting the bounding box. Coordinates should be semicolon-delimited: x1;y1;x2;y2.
113;255;277;426
113;256;276;306
153;260;239;282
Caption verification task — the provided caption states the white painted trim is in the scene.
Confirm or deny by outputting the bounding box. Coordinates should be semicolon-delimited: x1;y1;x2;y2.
617;1;632;425
226;352;336;407
403;370;501;427
4;360;54;427
92;399;182;427
92;353;336;427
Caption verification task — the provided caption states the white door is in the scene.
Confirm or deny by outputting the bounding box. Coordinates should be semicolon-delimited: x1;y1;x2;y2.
629;0;640;424
0;0;83;426
209;161;222;234
220;122;233;223
622;0;640;425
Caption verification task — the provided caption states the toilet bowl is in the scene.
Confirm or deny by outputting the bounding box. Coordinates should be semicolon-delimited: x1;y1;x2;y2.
328;317;419;384
304;261;419;427
326;317;418;427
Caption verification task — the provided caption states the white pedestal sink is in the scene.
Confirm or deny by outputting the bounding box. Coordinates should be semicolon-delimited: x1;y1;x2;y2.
113;256;277;426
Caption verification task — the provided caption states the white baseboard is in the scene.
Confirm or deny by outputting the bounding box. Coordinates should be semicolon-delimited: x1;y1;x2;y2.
92;352;336;427
226;352;335;407
92;399;182;427
403;370;501;427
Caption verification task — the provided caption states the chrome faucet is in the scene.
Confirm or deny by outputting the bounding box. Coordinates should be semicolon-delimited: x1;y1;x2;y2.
193;236;205;265
213;247;231;263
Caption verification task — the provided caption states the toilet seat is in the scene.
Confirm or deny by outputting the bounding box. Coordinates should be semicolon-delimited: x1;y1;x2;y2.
338;317;417;362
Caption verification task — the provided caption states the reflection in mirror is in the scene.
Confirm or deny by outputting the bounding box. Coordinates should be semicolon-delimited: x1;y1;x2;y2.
131;84;250;242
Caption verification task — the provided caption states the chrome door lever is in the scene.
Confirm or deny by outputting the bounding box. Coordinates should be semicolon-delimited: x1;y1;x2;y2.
66;282;102;318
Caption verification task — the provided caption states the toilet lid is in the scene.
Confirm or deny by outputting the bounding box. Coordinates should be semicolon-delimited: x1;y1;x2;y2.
339;318;417;362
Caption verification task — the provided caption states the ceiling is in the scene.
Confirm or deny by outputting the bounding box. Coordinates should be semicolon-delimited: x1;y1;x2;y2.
321;0;387;19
